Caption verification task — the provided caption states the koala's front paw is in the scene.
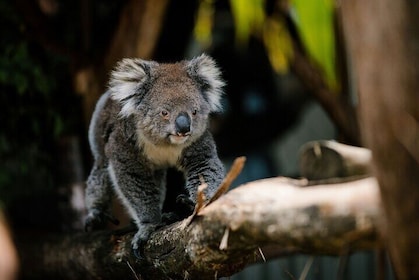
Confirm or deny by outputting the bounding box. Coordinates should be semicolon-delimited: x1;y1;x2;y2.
176;194;195;212
131;223;158;259
161;212;181;225
84;209;120;232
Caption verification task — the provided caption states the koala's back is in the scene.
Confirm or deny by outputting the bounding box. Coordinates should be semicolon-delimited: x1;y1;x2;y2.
88;91;121;162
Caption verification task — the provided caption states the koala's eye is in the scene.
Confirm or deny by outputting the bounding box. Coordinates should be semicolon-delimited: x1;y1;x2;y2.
160;110;170;119
192;109;197;116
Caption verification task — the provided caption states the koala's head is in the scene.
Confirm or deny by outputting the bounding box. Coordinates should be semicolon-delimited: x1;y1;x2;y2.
108;54;224;146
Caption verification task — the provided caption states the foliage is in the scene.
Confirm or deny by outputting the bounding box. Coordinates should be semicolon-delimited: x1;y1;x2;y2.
292;0;338;90
262;16;293;73
0;2;79;205
193;0;338;89
229;0;265;45
0;43;54;96
194;0;215;48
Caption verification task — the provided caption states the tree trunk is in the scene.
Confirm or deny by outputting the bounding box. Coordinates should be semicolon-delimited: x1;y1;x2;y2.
341;1;419;279
74;0;169;123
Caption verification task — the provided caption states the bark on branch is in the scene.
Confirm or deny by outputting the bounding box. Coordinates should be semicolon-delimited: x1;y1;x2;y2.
18;175;382;279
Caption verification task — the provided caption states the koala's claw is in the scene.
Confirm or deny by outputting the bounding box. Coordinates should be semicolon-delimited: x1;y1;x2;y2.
132;241;145;260
84;209;120;232
132;236;147;260
104;212;120;226
131;223;157;260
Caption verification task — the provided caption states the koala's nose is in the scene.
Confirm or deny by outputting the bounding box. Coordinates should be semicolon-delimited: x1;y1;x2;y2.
175;113;191;135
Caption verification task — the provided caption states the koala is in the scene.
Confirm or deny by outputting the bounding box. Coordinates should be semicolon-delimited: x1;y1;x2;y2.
84;54;226;257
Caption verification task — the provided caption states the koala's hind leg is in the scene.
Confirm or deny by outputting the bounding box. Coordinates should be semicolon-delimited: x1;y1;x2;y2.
107;161;166;257
85;163;119;231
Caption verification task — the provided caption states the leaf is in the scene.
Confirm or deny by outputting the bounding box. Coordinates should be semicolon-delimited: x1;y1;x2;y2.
229;0;265;45
193;0;215;48
263;16;294;74
291;0;339;91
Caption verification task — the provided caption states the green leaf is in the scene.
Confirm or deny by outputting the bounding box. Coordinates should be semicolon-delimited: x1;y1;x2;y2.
194;0;215;48
230;0;265;45
292;0;338;91
263;17;294;73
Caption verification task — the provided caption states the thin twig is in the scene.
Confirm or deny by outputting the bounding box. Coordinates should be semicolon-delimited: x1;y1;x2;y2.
126;261;140;280
298;256;314;280
219;228;230;250
208;156;246;205
258;247;266;262
185;183;207;226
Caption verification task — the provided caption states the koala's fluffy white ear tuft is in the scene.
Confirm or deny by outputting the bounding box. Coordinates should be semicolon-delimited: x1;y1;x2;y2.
187;54;225;112
109;58;157;117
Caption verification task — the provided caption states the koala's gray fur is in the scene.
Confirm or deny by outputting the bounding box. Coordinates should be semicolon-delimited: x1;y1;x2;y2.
85;54;226;255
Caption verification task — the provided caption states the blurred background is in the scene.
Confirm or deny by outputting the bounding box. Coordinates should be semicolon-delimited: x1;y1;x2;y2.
0;0;393;279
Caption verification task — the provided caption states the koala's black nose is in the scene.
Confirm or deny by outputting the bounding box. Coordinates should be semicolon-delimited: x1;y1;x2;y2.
175;113;191;135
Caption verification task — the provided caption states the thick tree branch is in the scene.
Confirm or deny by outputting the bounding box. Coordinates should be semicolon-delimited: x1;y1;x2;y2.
18;176;382;279
299;140;372;180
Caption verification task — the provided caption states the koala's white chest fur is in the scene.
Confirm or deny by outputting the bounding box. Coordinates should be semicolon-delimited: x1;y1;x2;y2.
139;138;185;167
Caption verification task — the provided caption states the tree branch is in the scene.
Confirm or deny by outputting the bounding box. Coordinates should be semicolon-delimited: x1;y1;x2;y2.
18;176;382;279
299;140;372;180
290;47;360;145
279;4;360;144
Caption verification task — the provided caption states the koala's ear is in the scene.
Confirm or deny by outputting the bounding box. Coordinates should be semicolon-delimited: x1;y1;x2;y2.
108;58;158;117
186;54;225;112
